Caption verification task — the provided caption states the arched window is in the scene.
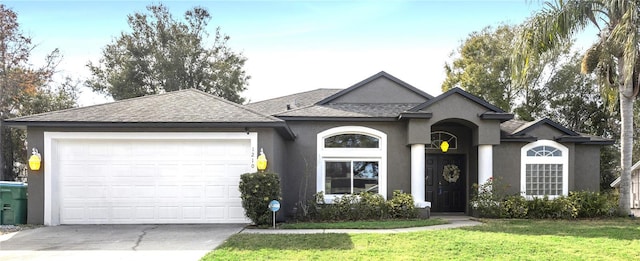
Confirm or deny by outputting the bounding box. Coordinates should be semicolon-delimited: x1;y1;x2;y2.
521;140;568;198
429;131;457;150
317;126;387;202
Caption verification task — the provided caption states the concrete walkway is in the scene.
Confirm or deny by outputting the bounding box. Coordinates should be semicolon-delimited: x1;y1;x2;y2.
241;215;482;234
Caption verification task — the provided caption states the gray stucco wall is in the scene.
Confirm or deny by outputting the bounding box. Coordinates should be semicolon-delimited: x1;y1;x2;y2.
412;93;502;145
329;77;428;104
493;140;601;197
573;145;601;191
282;121;411;215
493;142;525;195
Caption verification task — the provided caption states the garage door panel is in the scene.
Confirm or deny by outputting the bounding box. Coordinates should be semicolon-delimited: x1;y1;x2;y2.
56;136;253;224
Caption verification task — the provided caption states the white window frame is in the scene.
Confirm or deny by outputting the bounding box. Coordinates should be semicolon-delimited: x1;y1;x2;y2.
317;126;387;203
520;140;569;199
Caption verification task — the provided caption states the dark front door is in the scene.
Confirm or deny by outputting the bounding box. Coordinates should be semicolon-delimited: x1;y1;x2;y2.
425;154;465;212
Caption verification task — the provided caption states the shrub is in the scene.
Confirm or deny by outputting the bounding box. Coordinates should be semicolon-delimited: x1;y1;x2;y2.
239;172;282;225
470;177;505;218
355;192;387;220
502;195;528;218
299;191;416;221
386;191;418;219
569;191;618;218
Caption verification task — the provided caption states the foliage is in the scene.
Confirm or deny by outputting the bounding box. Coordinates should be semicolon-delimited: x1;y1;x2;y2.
386;191;418;219
512;0;640;214
0;5;78;181
471;178;618;219
238;172;281;226
443;24;570;120
568;191;619;218
298;191;417;222
205;219;640;260
443;24;518;112
86;4;249;103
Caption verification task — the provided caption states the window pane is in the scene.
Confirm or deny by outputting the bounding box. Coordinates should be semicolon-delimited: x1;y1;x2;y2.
325;162;351;194
325;134;379;148
527;145;562;157
525;164;563;196
353;161;379;194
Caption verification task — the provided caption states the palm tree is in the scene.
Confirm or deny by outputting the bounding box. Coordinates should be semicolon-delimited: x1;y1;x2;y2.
512;0;639;214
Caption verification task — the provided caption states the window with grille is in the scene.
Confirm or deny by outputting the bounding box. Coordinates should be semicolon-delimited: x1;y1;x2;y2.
521;140;568;198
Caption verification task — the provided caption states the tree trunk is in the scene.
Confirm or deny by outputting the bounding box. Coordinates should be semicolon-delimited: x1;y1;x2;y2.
0;120;3;181
618;57;633;215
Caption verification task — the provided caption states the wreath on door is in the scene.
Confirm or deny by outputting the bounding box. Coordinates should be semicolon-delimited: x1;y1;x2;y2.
442;164;460;183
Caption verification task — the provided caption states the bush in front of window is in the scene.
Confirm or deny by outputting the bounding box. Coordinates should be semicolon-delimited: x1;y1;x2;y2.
298;191;416;221
472;178;620;219
239;172;282;226
386;191;419;219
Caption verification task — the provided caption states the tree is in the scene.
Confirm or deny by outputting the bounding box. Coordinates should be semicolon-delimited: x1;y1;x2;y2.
443;24;570;120
512;0;639;214
0;4;78;181
443;25;517;112
86;4;249;103
542;53;619;191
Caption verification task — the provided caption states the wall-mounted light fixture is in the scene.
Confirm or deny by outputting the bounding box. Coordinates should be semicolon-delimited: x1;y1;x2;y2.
257;148;267;172
28;148;42;171
440;141;450;153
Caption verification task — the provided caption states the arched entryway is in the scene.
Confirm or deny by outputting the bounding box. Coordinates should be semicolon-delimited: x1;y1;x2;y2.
426;121;473;213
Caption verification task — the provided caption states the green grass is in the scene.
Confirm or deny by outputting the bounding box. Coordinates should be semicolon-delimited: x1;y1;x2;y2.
202;218;640;260
278;218;448;229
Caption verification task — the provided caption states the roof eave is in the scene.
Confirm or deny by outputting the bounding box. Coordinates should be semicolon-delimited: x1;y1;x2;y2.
480;112;514;122
276;116;398;122
398;112;433;120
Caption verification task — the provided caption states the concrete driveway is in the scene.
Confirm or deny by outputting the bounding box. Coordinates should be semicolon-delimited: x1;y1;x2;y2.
0;224;245;261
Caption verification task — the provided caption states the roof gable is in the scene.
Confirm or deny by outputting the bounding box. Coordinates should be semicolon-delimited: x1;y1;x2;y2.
317;71;433;105
409;87;506;113
6;89;282;124
511;118;578;136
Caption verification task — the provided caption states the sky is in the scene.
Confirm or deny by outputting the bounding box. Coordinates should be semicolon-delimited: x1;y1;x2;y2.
4;0;593;106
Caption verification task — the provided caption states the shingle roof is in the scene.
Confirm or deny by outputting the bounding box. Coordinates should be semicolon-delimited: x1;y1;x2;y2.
6;89;282;123
275;103;421;118
246;89;341;116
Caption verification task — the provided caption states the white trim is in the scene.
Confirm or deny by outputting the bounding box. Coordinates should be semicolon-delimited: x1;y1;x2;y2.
520;140;569;199
478;145;493;186
43;132;258;226
317;126;387;203
411;144;427;207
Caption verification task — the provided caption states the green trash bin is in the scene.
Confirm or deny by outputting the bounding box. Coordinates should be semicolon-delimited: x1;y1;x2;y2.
0;181;28;225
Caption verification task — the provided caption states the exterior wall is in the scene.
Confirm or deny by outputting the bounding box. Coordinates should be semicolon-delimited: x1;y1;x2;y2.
26;128;45;224
329;77;428;104
494;141;601;197
493;142;526;195
573;145;601;191
282;121;410;216
24;126;279;224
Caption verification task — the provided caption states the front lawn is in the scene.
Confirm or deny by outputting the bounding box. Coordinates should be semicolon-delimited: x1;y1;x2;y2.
279;218;448;229
203;218;640;260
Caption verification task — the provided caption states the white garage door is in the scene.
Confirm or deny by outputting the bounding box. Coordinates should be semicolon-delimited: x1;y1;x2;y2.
45;132;257;225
